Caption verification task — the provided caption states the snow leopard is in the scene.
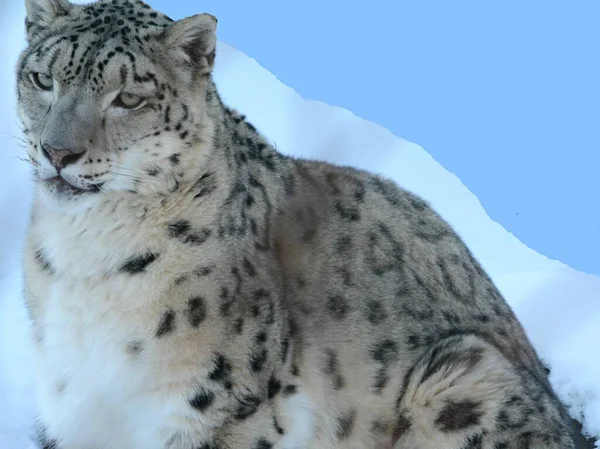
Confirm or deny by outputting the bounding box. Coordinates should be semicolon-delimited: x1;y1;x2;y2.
17;0;586;448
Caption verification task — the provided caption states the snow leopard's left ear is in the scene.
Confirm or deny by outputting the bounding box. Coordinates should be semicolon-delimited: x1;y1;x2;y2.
24;0;71;39
159;13;218;75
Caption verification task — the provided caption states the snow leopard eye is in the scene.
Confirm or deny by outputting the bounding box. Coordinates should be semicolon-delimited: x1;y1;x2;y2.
29;72;53;91
112;93;146;110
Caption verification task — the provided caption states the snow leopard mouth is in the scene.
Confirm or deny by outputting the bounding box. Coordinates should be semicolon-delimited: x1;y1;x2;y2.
44;176;103;195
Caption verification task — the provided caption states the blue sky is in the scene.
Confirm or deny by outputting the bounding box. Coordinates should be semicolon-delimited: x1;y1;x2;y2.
157;0;599;275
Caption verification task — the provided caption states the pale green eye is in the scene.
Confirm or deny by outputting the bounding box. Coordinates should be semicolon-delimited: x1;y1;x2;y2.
30;72;53;91
113;93;146;110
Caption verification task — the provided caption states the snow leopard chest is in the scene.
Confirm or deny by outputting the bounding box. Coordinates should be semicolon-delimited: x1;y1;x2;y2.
35;275;208;449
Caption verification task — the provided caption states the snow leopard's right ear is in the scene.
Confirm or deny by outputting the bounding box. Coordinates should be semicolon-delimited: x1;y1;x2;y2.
24;0;71;39
158;13;218;75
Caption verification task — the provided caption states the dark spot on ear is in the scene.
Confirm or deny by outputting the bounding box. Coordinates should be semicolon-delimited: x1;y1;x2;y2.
119;252;159;274
156;309;176;337
435;400;483;432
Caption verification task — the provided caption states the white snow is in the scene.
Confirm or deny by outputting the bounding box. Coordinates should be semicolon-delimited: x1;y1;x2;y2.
0;3;598;448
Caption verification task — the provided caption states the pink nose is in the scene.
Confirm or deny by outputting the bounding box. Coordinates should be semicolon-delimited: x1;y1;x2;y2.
41;144;85;171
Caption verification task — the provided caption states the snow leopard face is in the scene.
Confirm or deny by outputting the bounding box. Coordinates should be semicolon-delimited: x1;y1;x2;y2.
16;0;217;209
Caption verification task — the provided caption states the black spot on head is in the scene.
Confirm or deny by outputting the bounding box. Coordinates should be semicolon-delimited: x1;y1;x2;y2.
322;349;338;375
283;172;296;196
392;413;412;443
156;309;176;337
421;345;484;385
435;400;483;432
189;388;215;412
373;368;388;393
34;248;55;274
126;340;143;357
365;300;387;324
366;222;404;275
334;374;345;390
336;409;356;440
321;349;345;389
267;375;281;399
167;220;212;245
370;339;399;365
174;275;188;285
253;438;273;449
35;426;58;449
233;317;244;334
187;296;207;327
194;266;214;276
255;331;268;344
335;235;352;253
119;252;159;274
291;364;300;376
193;172;217;199
234;394;261;420
208;353;232;388
335;202;360;221
166;219;191;237
327;295;350;319
243;258;256;277
406;334;421;350
280;337;290;363
273;415;285;435
371;420;389;435
408;194;429;211
462;433;484;449
146;166;161;176
169;153;180;164
185;228;212;245
249;348;268;372
283;384;297;395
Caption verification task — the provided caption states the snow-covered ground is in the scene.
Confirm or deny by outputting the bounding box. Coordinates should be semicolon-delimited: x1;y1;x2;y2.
1;3;598;448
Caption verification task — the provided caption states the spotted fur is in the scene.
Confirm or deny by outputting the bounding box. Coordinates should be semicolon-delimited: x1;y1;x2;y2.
19;1;582;448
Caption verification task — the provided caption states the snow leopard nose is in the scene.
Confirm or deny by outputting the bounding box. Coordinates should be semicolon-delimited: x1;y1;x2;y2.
41;143;85;172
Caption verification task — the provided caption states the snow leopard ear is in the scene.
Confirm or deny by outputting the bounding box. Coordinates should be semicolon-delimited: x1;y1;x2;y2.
25;0;71;38
160;13;218;75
